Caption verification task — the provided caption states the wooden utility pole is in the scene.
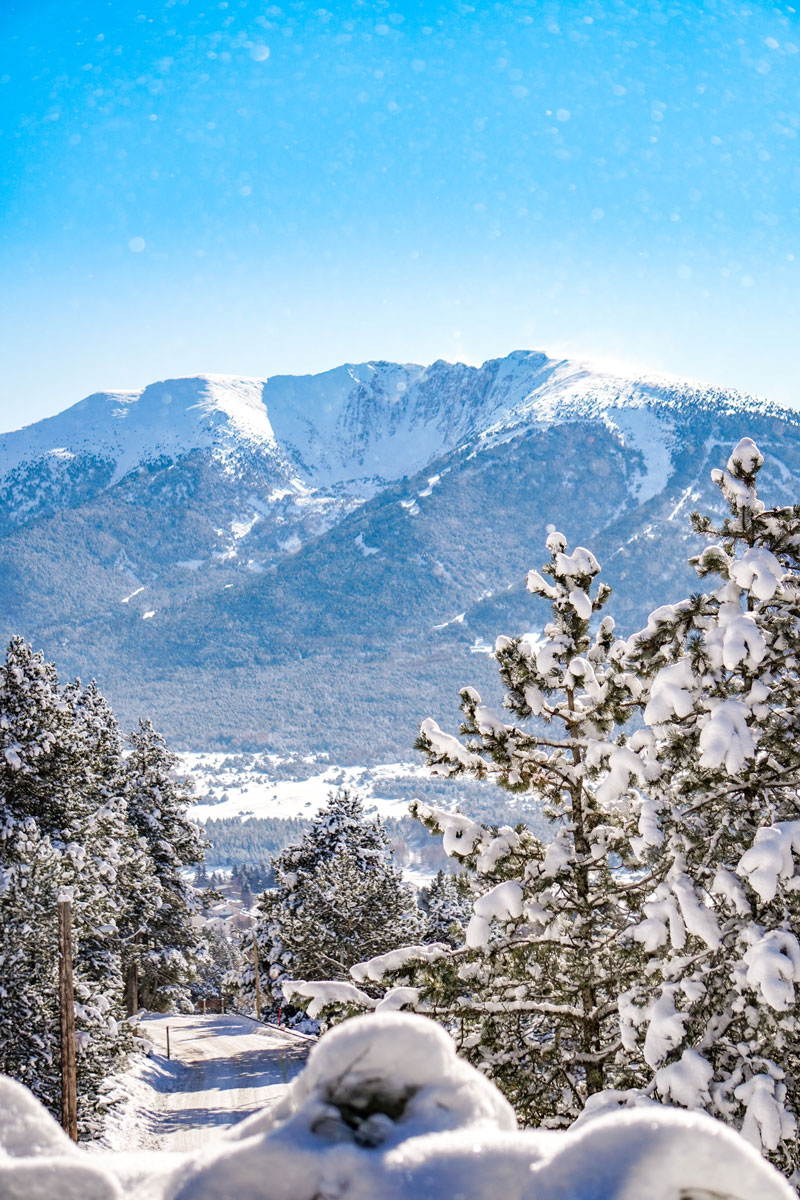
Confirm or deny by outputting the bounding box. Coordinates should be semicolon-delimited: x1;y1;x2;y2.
58;900;78;1142
125;931;140;1017
253;936;262;1021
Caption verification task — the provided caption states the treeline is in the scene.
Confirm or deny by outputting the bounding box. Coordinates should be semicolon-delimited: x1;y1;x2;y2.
203;815;309;867
0;638;204;1136
203;795;549;876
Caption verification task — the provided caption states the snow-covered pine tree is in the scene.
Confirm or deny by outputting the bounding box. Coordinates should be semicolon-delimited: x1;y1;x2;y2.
123;719;205;1012
418;869;471;947
0;816;63;1117
64;681;157;1128
296;536;658;1127
0;644;133;1132
0;639;90;1121
0;636;76;829
74;688;162;1021
245;790;421;1016
191;926;243;1008
621;438;800;1175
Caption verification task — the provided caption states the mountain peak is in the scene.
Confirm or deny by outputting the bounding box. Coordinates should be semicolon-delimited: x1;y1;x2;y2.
134;375;274;443
0;374;277;487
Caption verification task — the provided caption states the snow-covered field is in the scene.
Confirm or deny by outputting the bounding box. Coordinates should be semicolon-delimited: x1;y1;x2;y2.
1;1012;792;1200
183;753;434;822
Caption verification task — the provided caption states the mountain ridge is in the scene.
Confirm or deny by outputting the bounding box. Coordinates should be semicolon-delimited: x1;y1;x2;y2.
2;350;784;519
2;349;799;759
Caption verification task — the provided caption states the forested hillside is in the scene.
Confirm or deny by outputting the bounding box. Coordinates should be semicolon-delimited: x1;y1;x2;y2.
4;354;800;757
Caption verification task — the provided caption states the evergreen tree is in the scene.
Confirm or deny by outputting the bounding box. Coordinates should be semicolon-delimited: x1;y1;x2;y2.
0;644;139;1133
0;817;63;1117
244;790;421;1015
621;438;800;1174
0;640;207;1131
418;869;470;947
0;636;76;830
191;927;243;1006
302;536;658;1126
61;680;132;1130
124;719;205;1011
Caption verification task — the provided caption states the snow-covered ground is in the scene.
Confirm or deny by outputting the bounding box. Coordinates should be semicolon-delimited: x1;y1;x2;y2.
1;1012;792;1200
183;754;433;822
102;1014;311;1154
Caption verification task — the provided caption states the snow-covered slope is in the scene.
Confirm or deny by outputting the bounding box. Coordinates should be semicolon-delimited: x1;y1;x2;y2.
0;353;555;500
0;375;293;531
2;349;799;757
260;352;559;485
0;375;275;480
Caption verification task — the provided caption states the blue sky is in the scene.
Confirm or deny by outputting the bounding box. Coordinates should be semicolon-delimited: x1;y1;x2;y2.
2;0;799;427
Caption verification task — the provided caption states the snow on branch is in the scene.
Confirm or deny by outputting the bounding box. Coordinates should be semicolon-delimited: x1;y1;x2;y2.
418;718;482;772
736;822;800;904
350;943;449;984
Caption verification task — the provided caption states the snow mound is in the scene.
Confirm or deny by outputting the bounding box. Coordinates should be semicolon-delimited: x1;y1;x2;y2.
0;1075;120;1199
0;1014;794;1199
228;1011;516;1147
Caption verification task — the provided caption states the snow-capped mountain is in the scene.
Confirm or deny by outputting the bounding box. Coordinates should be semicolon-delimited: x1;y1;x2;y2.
2;350;798;758
0;375;274;478
1;351;776;511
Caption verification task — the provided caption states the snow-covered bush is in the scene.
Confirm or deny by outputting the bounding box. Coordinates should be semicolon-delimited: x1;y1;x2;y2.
0;1013;793;1199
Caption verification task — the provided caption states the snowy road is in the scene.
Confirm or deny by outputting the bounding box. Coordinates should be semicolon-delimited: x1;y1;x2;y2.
134;1013;310;1151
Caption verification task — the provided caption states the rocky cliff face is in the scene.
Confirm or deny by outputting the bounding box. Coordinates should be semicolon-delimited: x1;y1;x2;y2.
2;351;798;758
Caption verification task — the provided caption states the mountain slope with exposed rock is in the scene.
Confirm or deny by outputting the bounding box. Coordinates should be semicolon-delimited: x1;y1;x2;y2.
2;350;798;758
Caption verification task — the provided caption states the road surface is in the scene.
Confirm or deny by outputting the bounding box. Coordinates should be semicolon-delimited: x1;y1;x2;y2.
137;1013;311;1151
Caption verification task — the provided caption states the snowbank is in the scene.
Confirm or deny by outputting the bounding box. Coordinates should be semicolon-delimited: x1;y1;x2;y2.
0;1013;793;1199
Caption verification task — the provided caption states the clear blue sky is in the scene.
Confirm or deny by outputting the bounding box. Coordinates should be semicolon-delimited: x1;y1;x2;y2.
2;0;799;428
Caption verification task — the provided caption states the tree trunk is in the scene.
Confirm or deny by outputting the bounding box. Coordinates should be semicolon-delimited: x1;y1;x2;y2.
58;900;78;1141
567;693;604;1096
125;931;140;1016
